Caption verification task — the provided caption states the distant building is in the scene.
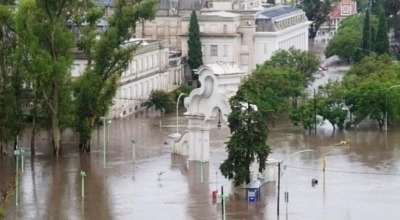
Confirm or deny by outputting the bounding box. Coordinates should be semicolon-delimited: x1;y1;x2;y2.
137;0;264;50
72;39;184;118
315;0;357;42
180;7;311;72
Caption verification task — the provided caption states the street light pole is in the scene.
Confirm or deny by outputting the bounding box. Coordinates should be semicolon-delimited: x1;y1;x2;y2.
131;139;136;162
322;140;351;172
176;93;186;133
101;117;106;168
277;149;314;216
385;85;400;132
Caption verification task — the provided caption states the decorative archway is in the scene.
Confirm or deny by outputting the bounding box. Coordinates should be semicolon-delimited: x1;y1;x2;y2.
169;62;246;161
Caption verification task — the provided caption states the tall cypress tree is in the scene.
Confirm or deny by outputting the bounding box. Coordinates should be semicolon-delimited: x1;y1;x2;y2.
375;12;390;55
362;10;373;55
187;11;203;80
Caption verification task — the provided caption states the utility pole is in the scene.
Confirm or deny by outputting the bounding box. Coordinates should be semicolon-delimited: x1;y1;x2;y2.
314;89;317;135
277;162;281;215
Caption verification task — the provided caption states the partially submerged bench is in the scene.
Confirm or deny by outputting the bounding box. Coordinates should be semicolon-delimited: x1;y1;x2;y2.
243;178;269;202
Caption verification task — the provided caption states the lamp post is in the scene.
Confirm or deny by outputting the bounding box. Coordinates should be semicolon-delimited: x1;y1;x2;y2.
131;139;136;162
80;171;87;198
199;160;205;183
218;185;229;220
100;117;106;168
322;140;350;172
277;149;314;216
106;120;111;143
385;85;400;132
176;93;186;133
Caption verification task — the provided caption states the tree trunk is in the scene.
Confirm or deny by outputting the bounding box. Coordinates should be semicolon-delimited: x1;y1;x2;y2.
0;141;7;156
52;114;62;156
80;116;96;153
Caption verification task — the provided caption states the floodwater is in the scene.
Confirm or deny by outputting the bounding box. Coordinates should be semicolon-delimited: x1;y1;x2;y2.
2;43;400;220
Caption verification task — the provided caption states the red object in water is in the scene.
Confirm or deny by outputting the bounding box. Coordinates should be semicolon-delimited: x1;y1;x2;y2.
212;190;218;199
319;66;328;71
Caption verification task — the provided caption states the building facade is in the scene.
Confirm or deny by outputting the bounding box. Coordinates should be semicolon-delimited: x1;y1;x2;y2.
72;39;184;118
137;0;264;50
180;6;310;72
315;0;357;42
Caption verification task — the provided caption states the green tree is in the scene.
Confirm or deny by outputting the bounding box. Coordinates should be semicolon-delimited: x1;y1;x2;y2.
220;90;270;186
262;47;320;87
362;10;374;55
326;14;377;62
342;54;400;130
385;0;400;38
73;0;159;152
187;11;203;79
289;99;322;134
298;0;332;38
375;11;390;55
13;0;76;156
143;90;174;115
325;27;361;63
317;80;348;132
0;0;24;155
240;66;303;125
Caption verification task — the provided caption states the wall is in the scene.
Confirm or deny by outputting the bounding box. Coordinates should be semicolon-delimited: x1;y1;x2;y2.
254;21;310;66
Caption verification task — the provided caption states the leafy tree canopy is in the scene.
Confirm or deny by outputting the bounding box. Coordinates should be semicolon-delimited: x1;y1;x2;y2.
220;90;270;187
143;90;175;114
298;0;332;38
262;47;320;87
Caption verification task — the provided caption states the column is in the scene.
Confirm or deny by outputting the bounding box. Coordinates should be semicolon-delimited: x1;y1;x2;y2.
186;114;211;161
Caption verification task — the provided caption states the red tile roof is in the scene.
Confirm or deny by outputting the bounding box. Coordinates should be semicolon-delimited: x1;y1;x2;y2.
329;0;357;19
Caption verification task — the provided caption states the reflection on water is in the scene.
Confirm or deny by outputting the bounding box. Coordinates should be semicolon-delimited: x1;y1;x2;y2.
2;110;400;220
2;45;400;219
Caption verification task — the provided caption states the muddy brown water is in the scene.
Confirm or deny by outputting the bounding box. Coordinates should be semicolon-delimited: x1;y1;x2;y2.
2;44;400;220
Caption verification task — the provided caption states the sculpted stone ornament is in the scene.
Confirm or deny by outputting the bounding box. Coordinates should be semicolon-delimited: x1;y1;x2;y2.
169;62;246;161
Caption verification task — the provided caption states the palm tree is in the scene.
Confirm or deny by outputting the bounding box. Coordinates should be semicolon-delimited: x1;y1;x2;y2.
385;0;400;39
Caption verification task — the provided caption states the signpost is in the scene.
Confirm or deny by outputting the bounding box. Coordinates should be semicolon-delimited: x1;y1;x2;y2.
131;139;136;162
80;171;87;198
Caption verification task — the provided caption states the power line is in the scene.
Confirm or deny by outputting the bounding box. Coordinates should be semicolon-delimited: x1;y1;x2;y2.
287;165;400;176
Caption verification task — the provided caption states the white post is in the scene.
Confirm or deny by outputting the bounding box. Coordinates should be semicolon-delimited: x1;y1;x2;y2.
176;93;185;133
282;149;314;215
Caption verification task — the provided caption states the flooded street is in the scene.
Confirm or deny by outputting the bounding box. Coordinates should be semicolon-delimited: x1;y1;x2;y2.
2;43;400;220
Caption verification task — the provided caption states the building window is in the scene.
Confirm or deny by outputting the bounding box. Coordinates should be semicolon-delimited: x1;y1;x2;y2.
202;45;205;57
223;45;228;57
153;55;158;67
199;25;204;33
264;43;267;54
148;56;152;69
330;31;335;36
341;4;351;15
132;61;136;73
137;59;142;71
144;57;147;70
223;24;227;33
211;45;218;56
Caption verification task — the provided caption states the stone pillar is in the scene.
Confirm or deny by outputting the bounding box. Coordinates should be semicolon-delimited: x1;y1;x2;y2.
186;114;210;161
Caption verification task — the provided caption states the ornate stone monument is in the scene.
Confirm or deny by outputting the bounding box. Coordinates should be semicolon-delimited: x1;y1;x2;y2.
169;62;246;161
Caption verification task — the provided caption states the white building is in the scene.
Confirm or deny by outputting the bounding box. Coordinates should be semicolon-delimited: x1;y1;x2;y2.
180;6;310;72
138;0;265;50
72;39;184;118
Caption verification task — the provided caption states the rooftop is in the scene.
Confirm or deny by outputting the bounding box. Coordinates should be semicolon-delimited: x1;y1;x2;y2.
256;6;303;20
